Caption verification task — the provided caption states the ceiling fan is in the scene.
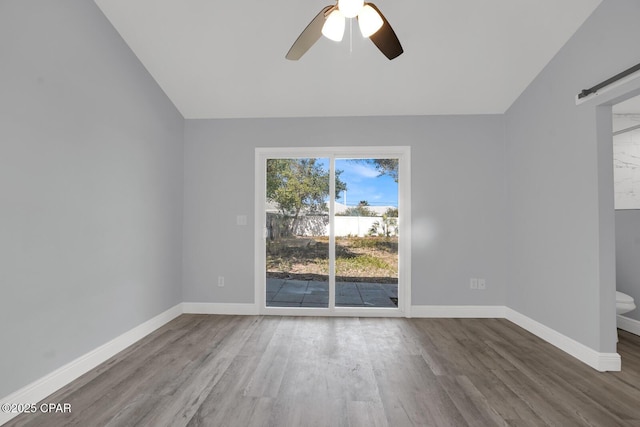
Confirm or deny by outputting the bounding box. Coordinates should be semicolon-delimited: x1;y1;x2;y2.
286;0;403;61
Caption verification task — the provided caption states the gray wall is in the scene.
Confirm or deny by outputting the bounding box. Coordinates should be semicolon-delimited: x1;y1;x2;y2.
616;210;640;322
183;116;507;307
505;0;640;352
0;1;184;397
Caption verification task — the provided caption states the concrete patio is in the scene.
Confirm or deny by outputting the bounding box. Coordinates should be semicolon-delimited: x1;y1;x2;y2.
266;278;398;308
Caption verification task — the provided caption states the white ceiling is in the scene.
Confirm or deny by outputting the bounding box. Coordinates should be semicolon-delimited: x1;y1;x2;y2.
95;0;602;119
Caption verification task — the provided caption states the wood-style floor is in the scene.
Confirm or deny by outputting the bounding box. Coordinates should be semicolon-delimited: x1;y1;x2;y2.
5;315;640;426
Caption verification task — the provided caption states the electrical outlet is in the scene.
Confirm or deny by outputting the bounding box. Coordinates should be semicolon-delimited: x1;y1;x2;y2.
478;279;486;290
236;215;247;226
470;278;478;289
218;276;225;287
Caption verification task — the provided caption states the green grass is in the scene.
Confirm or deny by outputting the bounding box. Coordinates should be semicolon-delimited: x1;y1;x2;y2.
315;254;394;274
267;236;398;280
344;237;397;252
338;254;391;270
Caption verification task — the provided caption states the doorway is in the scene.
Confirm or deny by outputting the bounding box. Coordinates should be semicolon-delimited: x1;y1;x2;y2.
612;95;640;337
255;147;411;316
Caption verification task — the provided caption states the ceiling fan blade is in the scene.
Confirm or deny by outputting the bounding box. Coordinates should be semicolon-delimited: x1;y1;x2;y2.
286;5;334;60
366;3;403;60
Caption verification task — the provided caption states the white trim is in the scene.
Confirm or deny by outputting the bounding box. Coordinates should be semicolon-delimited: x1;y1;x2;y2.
399;148;412;317
505;308;621;372
0;304;182;426
259;306;405;317
255;146;411;157
410;305;506;318
329;157;336;310
617;314;640;336
182;302;259;315
255;151;266;316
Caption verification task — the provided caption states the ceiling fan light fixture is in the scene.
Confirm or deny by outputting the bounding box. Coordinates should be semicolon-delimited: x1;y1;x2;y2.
321;9;346;41
286;2;403;60
338;0;364;18
358;4;383;38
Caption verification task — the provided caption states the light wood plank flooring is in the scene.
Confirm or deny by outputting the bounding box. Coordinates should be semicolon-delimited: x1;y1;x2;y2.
5;315;640;426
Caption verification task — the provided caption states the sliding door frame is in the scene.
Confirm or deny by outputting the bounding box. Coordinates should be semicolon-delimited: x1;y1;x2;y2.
255;146;411;317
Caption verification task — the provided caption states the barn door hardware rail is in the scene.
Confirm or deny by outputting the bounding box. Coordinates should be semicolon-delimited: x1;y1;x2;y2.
578;62;640;100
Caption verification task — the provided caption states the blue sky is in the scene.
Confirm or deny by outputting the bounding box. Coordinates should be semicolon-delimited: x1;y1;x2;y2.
335;159;398;208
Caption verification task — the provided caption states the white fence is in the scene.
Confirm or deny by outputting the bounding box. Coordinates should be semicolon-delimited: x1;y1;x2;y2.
292;215;396;237
333;216;383;237
267;214;398;238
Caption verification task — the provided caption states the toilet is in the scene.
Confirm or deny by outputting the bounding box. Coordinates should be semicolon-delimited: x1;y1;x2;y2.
616;291;636;315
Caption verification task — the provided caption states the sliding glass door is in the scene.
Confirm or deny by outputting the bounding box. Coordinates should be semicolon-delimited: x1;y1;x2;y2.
256;147;409;315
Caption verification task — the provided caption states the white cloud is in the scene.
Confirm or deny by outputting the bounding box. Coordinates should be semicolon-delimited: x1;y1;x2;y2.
349;163;379;179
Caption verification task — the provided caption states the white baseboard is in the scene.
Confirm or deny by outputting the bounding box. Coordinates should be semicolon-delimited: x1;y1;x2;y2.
617;314;640;336
182;302;259;315
505;308;621;372
0;303;182;426
410;305;506;318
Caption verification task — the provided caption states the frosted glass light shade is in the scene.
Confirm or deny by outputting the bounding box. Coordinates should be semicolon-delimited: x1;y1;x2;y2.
358;4;383;37
338;0;364;18
322;9;345;41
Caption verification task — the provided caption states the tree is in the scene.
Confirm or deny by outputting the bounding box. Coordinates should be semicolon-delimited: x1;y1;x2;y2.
338;201;376;217
368;213;398;237
372;159;399;182
351;159;399;182
267;158;346;234
383;207;398;218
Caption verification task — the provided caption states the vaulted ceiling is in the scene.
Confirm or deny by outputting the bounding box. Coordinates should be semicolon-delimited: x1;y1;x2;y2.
95;0;602;119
